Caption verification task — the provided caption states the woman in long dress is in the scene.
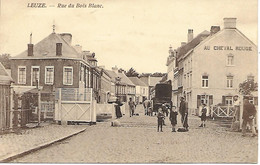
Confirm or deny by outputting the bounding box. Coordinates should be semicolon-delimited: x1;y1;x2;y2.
115;98;123;118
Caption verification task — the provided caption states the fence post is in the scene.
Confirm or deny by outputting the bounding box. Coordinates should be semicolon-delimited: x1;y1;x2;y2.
10;87;14;130
38;88;41;125
239;99;243;130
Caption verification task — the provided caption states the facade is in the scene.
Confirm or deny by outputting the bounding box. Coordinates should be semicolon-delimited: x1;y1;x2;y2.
10;31;101;120
0;62;13;131
140;75;164;99
128;77;149;104
98;67;112;104
106;66;135;102
166;18;258;113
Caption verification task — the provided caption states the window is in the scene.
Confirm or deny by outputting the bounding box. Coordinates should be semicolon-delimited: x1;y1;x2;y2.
32;66;40;86
227;54;234;66
18;66;26;84
226;76;233;88
45;66;54;85
63;67;73;85
200;95;208;105
225;96;233;105
202;75;208;88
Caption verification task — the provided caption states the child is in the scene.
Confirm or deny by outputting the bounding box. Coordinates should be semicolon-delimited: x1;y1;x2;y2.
199;104;207;127
169;106;178;132
157;107;165;132
148;107;152;116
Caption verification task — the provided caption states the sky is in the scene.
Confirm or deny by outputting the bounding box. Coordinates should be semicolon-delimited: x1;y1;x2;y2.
0;0;258;73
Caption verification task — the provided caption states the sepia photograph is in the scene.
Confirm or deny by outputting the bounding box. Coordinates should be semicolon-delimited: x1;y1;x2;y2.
0;0;258;163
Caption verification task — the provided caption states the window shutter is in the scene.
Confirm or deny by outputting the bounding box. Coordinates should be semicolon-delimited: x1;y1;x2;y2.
197;95;201;108
209;95;213;105
222;96;226;105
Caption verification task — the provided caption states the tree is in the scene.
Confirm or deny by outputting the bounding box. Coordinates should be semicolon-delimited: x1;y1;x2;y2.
151;72;167;77
239;79;258;96
125;67;139;77
0;53;11;69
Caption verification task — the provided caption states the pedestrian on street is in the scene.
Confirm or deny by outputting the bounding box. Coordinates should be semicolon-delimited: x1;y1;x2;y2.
199;104;207;127
148;107;152;116
128;98;135;117
157;107;165;132
162;103;168;117
242;98;257;137
143;98;151;115
233;95;241;121
179;96;189;131
169;105;178;132
115;98;123;119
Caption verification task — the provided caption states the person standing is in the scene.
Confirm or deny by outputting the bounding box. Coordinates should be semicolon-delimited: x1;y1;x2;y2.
115;98;123;119
233;95;241;121
169;106;178;132
143;98;151;115
128;98;135;117
157;107;165;132
179;96;189;131
242;98;257;137
199;104;207;127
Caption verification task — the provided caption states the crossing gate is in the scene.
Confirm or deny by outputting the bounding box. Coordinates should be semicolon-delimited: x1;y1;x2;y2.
54;88;96;124
211;105;234;118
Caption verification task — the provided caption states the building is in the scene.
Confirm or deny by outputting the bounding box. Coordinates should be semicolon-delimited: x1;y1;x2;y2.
0;62;13;132
106;66;135;102
166;18;257;114
10;31;101;120
140;75;164;99
97;66;112;104
128;77;149;104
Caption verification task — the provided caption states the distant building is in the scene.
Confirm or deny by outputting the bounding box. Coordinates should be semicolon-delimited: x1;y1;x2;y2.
97;66;112;104
106;66;135;102
166;18;257;113
139;75;164;99
128;77;149;103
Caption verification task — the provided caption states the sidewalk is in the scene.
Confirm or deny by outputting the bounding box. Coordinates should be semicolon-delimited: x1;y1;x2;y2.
0;123;87;162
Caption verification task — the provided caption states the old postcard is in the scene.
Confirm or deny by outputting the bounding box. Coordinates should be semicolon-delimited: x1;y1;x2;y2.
0;0;258;163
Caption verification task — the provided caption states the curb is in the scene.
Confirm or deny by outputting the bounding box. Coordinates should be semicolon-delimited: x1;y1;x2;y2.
0;128;87;162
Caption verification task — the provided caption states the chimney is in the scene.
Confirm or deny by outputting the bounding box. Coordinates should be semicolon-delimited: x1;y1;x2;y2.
187;29;193;42
112;66;118;74
27;44;34;56
60;33;72;45
210;26;221;35
56;43;62;56
181;42;186;47
223;18;237;29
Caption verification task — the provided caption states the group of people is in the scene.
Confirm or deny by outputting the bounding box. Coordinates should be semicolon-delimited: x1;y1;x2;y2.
115;95;257;137
114;97;137;119
156;96;189;132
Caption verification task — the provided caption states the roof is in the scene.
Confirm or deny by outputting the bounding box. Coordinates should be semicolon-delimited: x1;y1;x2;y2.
149;77;163;86
105;70;118;83
177;30;210;59
11;33;81;59
0;62;13;85
118;72;135;86
128;77;147;86
105;70;135;86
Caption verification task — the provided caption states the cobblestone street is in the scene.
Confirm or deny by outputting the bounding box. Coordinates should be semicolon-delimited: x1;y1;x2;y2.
12;105;257;163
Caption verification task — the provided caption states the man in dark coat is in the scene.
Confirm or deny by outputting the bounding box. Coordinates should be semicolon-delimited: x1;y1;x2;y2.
179;96;189;130
242;98;257;137
115;98;123;119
